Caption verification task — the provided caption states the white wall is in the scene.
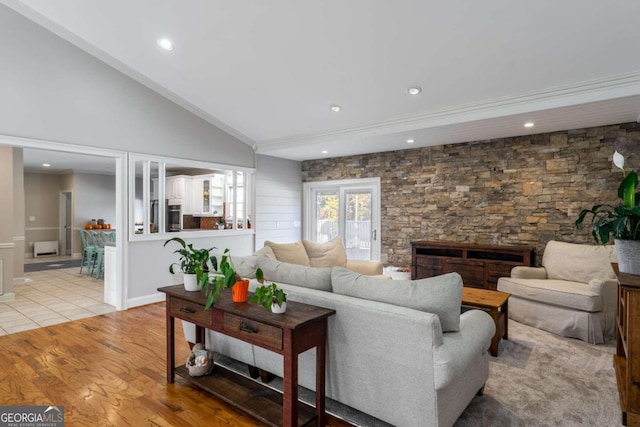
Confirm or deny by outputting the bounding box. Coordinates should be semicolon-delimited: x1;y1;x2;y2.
73;173;116;228
0;4;254;168
254;155;303;249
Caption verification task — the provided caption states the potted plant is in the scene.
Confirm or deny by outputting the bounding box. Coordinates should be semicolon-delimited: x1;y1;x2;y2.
164;237;216;291
576;150;640;273
250;268;287;314
217;248;250;303
217;217;225;230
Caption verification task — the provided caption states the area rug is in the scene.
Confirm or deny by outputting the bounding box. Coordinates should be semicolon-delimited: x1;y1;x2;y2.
455;320;621;427
216;319;622;427
24;259;82;272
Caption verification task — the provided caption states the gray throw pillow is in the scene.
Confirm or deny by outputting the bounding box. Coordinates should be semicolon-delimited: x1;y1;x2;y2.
331;267;462;332
256;257;333;292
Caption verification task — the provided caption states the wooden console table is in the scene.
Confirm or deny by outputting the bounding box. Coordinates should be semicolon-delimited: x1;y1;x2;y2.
613;264;640;427
159;285;336;427
411;241;535;290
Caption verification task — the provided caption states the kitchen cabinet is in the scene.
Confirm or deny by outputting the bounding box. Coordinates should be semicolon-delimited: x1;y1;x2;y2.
192;174;225;216
165;176;192;214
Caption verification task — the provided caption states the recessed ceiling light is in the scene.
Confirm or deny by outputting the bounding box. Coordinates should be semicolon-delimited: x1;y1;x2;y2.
321;150;328;154
406;139;415;144
524;122;535;128
42;163;50;167
157;38;174;51
330;104;342;112
407;86;422;95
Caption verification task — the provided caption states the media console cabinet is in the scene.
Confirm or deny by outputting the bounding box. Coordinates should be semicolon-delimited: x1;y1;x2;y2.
159;285;336;427
411;241;535;290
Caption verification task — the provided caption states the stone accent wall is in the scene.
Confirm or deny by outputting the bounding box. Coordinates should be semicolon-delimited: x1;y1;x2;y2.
302;122;640;267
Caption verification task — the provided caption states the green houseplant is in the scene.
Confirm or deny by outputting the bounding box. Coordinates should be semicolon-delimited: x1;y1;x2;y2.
250;268;287;314
576;151;640;273
164;237;216;291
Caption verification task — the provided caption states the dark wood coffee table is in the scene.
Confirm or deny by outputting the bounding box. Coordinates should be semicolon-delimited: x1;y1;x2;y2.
462;287;510;357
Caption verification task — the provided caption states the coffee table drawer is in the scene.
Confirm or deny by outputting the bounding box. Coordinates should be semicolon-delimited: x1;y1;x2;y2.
223;313;283;350
170;297;213;326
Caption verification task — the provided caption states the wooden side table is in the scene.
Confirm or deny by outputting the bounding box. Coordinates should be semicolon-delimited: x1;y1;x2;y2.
159;285;336;427
461;287;510;356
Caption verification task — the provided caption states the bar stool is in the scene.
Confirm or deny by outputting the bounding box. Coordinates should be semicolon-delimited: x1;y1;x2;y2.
80;230;97;276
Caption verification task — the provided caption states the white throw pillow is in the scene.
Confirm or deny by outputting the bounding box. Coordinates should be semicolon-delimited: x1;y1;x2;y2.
331;267;462;332
257;257;333;292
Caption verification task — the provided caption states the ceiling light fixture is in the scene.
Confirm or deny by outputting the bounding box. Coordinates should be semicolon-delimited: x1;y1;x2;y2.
330;104;342;112
524;122;535;128
157;38;174;51
406;139;415;144
321;150;328;154
407;86;422;95
42;163;51;167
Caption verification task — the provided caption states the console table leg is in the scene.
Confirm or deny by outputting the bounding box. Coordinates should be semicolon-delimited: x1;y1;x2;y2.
316;324;327;426
166;311;175;383
283;330;298;427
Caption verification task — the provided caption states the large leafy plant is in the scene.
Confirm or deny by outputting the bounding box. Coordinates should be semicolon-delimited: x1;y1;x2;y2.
576;151;640;244
164;239;239;309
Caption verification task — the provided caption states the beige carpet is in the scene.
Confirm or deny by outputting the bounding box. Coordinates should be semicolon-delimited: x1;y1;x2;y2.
455;320;622;427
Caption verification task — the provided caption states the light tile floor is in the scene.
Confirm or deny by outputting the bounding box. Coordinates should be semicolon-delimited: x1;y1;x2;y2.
0;258;116;336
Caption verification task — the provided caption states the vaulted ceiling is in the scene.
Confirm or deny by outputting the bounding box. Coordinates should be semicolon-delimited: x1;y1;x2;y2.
5;0;640;161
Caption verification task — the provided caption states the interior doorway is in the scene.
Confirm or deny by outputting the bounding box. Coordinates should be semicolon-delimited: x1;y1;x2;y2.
59;191;72;255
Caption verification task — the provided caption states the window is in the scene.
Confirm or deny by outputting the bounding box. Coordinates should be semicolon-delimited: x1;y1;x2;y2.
303;178;381;261
129;154;254;239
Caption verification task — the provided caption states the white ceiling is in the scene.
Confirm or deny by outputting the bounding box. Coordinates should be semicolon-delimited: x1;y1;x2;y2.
5;0;640;162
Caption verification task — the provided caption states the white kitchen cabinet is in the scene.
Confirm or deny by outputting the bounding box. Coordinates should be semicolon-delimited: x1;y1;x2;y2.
192;173;225;216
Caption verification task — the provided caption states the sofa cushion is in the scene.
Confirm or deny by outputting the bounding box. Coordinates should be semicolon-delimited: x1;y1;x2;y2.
542;241;616;284
331;267;462;332
256;257;332;292
302;237;348;268
254;245;276;259
264;241;310;266
497;277;602;312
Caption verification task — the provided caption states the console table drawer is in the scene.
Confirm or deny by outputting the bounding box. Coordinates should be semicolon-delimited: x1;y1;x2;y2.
223;313;283;350
169;297;213;326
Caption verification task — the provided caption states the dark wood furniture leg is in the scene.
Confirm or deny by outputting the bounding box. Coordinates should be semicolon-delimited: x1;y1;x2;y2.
316;324;327;427
283;329;298;427
166;302;175;383
503;298;509;340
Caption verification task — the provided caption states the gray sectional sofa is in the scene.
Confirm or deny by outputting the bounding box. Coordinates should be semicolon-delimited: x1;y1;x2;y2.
182;253;495;427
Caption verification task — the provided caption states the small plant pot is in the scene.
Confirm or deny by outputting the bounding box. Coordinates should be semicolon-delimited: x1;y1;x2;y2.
271;301;287;314
232;279;250;302
183;273;200;291
218;224;225;230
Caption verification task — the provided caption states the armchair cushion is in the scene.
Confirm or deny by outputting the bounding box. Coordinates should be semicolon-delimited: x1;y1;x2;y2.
346;259;384;276
542;241;616;283
497;278;602;312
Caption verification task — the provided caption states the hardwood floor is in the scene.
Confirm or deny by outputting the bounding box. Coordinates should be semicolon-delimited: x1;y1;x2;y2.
0;303;351;426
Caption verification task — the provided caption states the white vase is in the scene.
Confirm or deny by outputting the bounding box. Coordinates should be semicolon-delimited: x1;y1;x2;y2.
183;273;200;291
615;239;640;274
271;301;287;314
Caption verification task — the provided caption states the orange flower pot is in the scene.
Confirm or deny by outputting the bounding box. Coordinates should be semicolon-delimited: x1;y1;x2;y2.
231;279;250;303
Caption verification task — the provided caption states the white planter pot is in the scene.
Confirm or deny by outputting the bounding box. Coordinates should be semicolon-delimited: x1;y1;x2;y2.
218;224;225;230
183;273;200;291
271;301;287;314
615;239;640;274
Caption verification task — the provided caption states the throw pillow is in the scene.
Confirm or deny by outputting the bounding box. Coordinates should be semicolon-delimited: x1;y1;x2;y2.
331;267;462;332
257;257;333;292
302;237;348;268
253;245;276;259
264;241;310;266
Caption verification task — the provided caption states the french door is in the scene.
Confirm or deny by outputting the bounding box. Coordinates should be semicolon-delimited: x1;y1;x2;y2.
303;178;380;261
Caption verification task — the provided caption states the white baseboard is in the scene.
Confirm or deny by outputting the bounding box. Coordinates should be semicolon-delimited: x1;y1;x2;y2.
127;293;165;309
0;292;15;302
13;277;26;285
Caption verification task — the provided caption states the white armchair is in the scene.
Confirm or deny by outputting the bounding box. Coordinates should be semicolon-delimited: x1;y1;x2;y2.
497;240;617;344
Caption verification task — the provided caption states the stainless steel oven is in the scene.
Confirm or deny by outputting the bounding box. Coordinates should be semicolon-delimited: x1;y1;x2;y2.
167;203;181;232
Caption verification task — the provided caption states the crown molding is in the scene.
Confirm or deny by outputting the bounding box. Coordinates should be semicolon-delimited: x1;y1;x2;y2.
257;71;640;152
